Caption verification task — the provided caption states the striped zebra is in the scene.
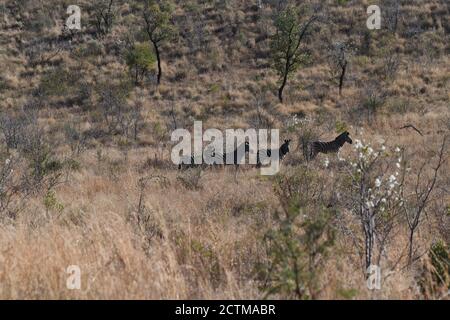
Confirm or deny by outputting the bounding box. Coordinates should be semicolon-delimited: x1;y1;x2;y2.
256;139;291;168
222;141;251;165
178;152;213;170
308;131;352;160
178;141;250;170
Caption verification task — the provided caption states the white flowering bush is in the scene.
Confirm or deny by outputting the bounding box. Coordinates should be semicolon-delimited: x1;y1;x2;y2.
344;139;405;271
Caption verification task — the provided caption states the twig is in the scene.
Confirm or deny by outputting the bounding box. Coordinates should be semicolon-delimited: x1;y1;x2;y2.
398;124;423;136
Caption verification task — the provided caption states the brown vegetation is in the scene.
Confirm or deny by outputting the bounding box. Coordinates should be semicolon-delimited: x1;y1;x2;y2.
0;0;448;299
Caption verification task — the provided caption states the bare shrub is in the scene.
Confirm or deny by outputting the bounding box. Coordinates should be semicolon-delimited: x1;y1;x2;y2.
90;0;117;37
177;167;203;190
382;0;401;34
0;112;28;151
23;6;53;33
128;176;168;252
349;83;387;124
327;41;353;96
400;137;447;265
96;81;133;136
18;123;64;191
63;121;87;156
0;113;67;220
0;153;29;221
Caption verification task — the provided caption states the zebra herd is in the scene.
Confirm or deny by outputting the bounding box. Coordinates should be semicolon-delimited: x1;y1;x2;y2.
178;131;353;170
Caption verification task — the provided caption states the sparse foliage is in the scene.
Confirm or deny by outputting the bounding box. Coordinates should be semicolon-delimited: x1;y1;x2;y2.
328;42;352;96
91;0;117;36
142;0;177;85
126;43;156;85
270;6;316;102
262;167;335;299
400;137;447;266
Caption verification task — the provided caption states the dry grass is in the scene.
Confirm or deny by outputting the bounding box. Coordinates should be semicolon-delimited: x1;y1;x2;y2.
0;0;448;299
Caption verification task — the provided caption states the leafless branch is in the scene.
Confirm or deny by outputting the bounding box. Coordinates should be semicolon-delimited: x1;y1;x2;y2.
398;124;423;136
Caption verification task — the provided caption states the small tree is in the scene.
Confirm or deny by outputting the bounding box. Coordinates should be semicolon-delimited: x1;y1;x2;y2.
328;42;351;96
126;43;156;85
345;140;403;272
142;0;176;85
270;7;316;103
96;81;132;135
400;137;446;266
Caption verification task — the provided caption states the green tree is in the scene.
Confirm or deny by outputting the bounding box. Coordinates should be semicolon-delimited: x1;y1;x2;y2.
270;7;316;103
126;43;156;85
142;0;176;85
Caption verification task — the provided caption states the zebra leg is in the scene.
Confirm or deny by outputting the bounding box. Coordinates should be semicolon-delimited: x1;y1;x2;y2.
306;144;314;161
233;164;239;183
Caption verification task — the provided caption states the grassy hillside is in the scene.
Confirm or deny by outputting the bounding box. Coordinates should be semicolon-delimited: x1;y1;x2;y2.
0;0;448;299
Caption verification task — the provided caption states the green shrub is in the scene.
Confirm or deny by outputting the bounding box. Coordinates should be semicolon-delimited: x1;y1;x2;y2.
43;190;64;215
126;43;156;85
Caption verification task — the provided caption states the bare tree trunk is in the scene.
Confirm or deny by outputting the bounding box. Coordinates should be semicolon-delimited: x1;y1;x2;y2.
152;40;162;85
364;227;374;271
278;76;287;103
135;67;139;85
278;56;290;103
408;228;414;266
338;60;347;95
364;214;375;271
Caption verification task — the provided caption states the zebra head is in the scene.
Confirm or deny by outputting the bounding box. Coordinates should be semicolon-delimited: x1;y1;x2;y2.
280;139;291;158
244;141;250;153
336;131;352;146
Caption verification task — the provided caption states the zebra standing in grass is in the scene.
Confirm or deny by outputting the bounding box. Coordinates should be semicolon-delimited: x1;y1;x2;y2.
178;141;250;170
307;131;352;160
256;139;291;168
222;141;251;165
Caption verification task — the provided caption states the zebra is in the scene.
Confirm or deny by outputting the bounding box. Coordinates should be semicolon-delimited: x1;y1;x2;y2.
307;131;352;160
222;141;251;165
256;139;291;168
178;141;250;170
178;152;212;170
